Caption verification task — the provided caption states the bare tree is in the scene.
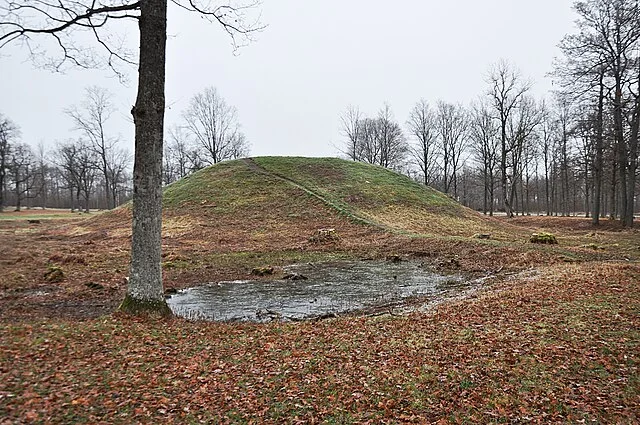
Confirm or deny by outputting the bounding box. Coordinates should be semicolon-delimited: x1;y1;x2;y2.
164;128;185;185
506;95;543;215
183;86;250;165
0;114;20;212
228;131;251;159
54;139;98;212
555;6;610;222
163;125;200;184
407;99;439;186
66;86;120;209
106;147;132;206
376;104;408;170
554;97;574;216
629;60;640;224
338;104;407;170
592;68;607;224
573;109;597;217
341;106;362;161
8;143;38;211
487;60;531;217
436;101;469;197
556;0;640;226
1;0;262;315
33;142;50;209
351;117;374;165
469;101;499;215
53;142;79;212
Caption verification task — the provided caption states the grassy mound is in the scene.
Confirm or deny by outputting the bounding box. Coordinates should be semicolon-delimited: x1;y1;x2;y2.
66;156;523;285
153;156;507;239
250;157;507;237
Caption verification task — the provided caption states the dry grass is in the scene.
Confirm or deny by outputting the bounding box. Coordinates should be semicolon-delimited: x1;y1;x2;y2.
0;157;638;422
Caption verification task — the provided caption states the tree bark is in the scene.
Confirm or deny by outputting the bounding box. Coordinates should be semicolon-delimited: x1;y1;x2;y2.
592;72;604;225
625;111;638;227
120;0;171;316
613;80;628;224
623;71;639;228
544;143;550;216
489;168;495;216
501;126;512;217
482;166;488;214
609;159;617;220
14;178;21;211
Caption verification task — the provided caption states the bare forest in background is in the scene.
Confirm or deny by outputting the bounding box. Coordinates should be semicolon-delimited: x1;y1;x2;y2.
2;0;639;225
340;0;640;224
0;86;250;212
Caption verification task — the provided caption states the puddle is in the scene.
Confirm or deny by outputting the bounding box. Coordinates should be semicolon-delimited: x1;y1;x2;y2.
167;260;472;322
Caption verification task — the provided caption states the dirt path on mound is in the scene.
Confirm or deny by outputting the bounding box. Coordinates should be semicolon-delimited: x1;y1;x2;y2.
241;158;393;231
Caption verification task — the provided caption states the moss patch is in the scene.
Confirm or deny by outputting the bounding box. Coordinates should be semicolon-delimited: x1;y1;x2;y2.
44;266;64;283
530;232;558;244
118;294;173;317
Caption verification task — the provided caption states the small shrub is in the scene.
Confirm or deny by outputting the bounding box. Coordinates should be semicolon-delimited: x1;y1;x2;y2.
529;232;558;244
309;228;339;243
162;261;177;269
44;266;64;283
251;266;275;276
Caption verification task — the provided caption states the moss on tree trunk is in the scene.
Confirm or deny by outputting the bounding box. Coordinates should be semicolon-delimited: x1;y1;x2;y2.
119;294;173;317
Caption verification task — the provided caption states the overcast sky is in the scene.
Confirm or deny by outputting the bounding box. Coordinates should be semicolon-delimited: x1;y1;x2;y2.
0;0;577;158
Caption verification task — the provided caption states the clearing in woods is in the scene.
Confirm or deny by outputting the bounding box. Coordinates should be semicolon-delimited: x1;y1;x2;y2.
1;157;638;423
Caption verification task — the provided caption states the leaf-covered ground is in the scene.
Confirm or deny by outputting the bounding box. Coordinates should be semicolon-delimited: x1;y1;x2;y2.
1;260;638;424
1;159;639;423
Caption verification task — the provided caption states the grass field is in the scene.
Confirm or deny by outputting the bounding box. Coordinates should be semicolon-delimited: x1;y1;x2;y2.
0;209;98;221
1;157;638;423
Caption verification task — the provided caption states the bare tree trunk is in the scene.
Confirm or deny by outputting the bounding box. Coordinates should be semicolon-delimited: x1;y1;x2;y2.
489;173;496;217
510;177;518;216
76;188;82;214
69;187;75;212
489;169;495;216
592;75;604;225
613;81;628;224
482;167;488;214
544;148;550;216
626;128;638;227
501;130;512;217
585;160;590;218
120;0;171;316
0;164;4;213
624;74;639;227
525;173;530;216
609;160;617;220
14;179;21;212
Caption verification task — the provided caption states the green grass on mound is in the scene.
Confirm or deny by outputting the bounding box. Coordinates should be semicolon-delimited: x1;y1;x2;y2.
96;157;508;240
252;157;505;237
253;156;459;212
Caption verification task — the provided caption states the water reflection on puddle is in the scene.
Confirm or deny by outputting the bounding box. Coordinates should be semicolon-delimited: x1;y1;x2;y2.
167;260;469;322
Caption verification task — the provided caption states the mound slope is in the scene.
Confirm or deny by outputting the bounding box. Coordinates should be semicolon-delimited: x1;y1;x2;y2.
249;157;507;237
94;157;510;250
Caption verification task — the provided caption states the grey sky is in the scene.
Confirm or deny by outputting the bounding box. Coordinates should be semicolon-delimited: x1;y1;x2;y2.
0;0;576;158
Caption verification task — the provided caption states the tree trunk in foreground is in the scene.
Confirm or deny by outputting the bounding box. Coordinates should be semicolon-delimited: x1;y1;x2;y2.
120;0;171;316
